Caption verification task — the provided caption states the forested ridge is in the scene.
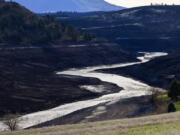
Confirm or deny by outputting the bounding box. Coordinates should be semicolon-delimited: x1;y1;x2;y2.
0;1;100;45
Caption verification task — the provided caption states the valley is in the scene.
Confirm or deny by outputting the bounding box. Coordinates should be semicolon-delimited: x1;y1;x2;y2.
0;1;180;134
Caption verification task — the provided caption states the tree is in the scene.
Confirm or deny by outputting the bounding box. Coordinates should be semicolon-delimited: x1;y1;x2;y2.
168;80;180;101
3;114;19;131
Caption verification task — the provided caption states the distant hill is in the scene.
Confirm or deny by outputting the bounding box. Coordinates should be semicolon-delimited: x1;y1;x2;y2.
10;0;123;13
0;1;99;46
60;5;180;37
58;5;180;51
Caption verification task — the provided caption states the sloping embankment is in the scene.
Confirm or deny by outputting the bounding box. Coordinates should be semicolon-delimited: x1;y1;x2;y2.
3;111;180;135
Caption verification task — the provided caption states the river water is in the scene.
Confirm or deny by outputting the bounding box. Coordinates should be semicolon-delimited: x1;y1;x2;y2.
0;52;167;131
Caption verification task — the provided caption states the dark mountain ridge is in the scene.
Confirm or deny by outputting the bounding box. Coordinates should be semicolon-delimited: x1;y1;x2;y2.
60;5;180;36
57;5;180;52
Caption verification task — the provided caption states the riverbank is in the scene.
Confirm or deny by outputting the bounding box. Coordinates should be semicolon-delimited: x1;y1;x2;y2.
31;95;156;128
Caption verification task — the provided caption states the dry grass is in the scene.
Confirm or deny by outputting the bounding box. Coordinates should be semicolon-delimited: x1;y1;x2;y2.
2;111;180;135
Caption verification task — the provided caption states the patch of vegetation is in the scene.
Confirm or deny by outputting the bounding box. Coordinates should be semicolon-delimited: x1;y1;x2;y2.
157;94;180;112
174;101;180;111
168;80;180;112
157;94;171;101
157;80;180;112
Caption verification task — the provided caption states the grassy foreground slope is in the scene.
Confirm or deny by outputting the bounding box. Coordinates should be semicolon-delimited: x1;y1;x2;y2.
4;112;180;135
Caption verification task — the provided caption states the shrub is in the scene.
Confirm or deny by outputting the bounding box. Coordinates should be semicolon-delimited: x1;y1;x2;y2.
168;103;176;112
3;114;19;131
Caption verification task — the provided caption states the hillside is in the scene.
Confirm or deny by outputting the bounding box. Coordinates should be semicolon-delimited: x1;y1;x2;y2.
3;111;180;135
98;51;180;88
11;0;123;13
0;44;136;117
0;1;97;46
58;5;180;52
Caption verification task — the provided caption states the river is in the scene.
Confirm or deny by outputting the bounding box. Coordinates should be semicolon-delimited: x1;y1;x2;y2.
0;52;167;131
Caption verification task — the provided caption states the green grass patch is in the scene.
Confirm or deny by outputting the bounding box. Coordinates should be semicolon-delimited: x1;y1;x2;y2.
157;94;180;111
157;94;170;101
175;100;180;111
117;122;180;135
